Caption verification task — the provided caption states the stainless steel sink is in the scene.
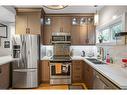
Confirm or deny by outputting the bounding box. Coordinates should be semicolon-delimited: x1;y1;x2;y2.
86;58;106;64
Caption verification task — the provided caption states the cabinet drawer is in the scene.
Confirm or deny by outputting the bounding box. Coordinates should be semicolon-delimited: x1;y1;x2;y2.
72;74;83;82
73;74;82;78
73;66;82;70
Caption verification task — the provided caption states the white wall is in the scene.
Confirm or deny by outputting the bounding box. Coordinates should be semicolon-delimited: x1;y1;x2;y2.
0;22;15;56
70;46;97;57
98;6;127;64
99;6;127;26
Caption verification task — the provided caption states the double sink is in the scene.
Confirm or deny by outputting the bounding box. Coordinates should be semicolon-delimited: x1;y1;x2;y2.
86;58;106;65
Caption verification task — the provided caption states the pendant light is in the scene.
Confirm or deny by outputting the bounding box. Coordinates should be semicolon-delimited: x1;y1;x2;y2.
43;5;68;10
94;5;99;25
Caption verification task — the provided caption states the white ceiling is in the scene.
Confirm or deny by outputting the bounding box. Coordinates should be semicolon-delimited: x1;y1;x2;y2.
14;5;104;13
43;6;103;14
0;5;104;23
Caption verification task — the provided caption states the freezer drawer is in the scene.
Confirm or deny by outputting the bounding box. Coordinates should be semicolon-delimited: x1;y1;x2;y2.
12;69;38;88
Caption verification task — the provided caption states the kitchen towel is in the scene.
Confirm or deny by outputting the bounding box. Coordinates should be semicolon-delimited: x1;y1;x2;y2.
55;63;62;74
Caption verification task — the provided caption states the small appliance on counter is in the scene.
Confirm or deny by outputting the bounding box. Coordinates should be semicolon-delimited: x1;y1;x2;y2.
81;50;85;57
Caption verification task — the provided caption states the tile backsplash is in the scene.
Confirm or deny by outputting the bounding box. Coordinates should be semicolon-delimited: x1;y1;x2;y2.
41;45;53;58
41;45;97;58
98;45;127;64
70;46;97;57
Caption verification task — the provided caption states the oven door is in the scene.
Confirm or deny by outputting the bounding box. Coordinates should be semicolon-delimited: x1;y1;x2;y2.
50;62;71;79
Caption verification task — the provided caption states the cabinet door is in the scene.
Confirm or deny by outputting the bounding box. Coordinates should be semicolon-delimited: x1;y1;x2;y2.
43;26;52;45
80;25;88;44
84;63;94;89
72;60;84;83
71;25;80;44
0;63;10;89
27;12;41;34
16;13;27;34
40;61;50;83
61;17;71;33
87;24;95;45
51;16;61;33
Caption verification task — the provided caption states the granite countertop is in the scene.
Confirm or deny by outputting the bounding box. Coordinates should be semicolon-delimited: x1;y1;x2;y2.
42;56;127;89
0;55;16;65
73;56;127;89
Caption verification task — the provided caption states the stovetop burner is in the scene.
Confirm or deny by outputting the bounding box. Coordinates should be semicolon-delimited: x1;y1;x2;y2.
50;55;72;61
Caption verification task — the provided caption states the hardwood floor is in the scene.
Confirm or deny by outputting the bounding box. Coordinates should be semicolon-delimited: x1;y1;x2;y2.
35;83;87;90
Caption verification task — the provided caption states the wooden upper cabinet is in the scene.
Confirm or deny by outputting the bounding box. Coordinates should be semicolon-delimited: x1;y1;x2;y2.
71;16;95;45
71;25;80;44
16;13;28;34
87;24;96;45
27;12;41;34
51;16;61;33
43;16;71;45
80;25;88;44
43;26;52;45
16;8;42;35
43;15;95;45
51;16;71;33
61;17;71;33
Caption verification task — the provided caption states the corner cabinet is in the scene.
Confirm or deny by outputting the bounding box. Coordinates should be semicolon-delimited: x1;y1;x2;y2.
16;9;42;35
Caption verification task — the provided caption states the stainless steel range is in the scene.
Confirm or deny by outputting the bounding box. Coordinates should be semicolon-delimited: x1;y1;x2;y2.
50;32;71;85
50;60;71;85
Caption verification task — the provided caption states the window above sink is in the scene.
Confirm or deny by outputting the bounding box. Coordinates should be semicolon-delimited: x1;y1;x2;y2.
96;12;127;46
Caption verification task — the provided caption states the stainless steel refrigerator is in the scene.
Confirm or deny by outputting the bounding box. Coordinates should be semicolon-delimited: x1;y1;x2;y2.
12;34;40;88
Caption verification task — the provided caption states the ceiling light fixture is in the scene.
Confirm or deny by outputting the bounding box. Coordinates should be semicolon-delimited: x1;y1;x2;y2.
94;5;99;25
43;5;68;10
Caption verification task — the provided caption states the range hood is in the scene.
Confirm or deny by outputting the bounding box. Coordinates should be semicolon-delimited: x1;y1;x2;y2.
115;32;127;37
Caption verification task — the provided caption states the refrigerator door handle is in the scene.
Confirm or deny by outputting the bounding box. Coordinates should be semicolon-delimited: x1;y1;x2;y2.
13;69;36;72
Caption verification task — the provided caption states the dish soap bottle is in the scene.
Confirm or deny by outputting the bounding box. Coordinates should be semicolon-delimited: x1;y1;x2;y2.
106;53;110;64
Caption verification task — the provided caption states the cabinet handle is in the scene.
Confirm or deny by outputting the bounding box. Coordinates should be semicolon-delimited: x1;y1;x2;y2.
0;66;2;74
26;28;28;34
49;38;51;44
48;62;50;67
60;27;62;32
96;75;100;79
28;28;30;34
61;27;63;32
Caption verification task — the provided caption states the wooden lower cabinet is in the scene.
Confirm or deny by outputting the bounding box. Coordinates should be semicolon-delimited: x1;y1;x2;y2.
0;63;10;89
72;60;84;83
84;61;94;89
40;60;50;83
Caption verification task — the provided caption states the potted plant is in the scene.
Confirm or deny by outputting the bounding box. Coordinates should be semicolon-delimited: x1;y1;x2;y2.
98;35;104;43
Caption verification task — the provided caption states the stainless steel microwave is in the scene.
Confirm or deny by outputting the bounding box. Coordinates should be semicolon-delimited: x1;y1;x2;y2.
51;32;71;44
